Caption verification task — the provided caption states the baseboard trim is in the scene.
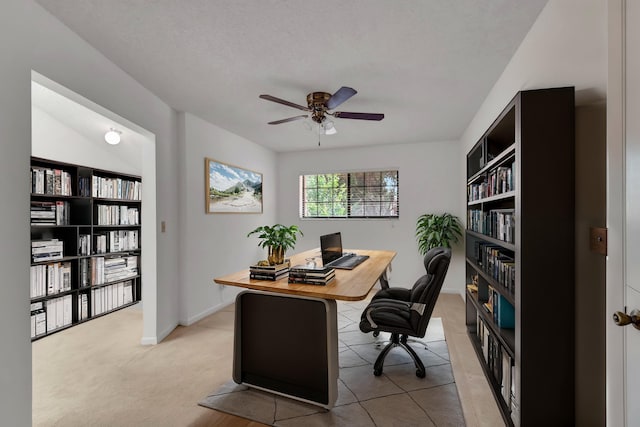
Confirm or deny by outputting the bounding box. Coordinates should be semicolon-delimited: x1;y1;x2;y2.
180;301;230;326
140;336;157;345
140;322;178;345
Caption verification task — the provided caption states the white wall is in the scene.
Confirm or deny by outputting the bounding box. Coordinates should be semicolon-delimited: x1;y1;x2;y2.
277;141;463;293
177;113;277;324
1;1;181;423
32;107;143;175
460;0;607;153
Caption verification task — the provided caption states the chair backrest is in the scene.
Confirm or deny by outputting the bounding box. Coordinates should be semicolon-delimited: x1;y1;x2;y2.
409;247;452;336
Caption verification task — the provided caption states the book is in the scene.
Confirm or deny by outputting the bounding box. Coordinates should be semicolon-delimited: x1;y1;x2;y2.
249;261;290;272
288;273;336;286
249;269;289;281
495;294;515;328
288;265;336;285
288;264;334;274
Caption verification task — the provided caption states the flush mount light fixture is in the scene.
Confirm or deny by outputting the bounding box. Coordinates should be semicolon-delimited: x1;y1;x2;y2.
104;128;122;145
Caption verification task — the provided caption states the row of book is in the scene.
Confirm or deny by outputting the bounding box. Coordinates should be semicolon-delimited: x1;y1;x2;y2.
475;242;516;292
31;239;63;263
91;255;139;286
29;262;72;299
93;176;142;201
78;293;89;321
79;234;91;256
477;316;516;420
94;230;140;254
30;302;46;338
30;201;71;226
31;167;72;196
30;280;135;338
483;285;515;329
468;163;515;202
29;295;73;338
96;204;140;226
78;176;91;197
288;265;335;285
468;208;515;244
91;280;134;316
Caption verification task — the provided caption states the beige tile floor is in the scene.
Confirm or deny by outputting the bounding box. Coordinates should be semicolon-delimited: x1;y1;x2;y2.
32;292;504;426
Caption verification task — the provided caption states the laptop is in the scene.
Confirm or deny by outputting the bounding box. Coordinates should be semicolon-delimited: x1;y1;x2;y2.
320;232;369;270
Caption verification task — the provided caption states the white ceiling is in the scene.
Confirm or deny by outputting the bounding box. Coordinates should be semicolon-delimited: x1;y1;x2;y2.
35;0;549;152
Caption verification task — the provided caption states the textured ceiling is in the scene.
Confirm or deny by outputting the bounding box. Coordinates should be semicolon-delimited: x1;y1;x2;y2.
35;0;548;152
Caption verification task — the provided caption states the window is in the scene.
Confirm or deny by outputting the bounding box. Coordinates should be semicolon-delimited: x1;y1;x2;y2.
300;170;399;218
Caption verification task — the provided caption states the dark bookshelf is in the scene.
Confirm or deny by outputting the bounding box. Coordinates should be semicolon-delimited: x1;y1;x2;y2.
464;88;575;427
29;157;142;341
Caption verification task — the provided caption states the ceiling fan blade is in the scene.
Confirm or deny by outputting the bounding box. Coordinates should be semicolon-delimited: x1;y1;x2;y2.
333;111;384;121
326;86;357;110
268;115;308;125
259;94;310;111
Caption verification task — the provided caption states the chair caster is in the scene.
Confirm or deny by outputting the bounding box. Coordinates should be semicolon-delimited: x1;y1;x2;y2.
373;331;380;337
416;369;426;378
374;368;383;376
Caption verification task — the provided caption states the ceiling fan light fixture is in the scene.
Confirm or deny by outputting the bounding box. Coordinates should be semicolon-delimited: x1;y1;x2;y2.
323;120;337;135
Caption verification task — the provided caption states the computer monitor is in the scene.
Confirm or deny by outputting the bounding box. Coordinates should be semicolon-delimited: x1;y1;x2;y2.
320;232;343;265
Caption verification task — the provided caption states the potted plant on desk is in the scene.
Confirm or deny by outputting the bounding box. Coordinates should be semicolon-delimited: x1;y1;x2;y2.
247;224;303;265
415;212;462;255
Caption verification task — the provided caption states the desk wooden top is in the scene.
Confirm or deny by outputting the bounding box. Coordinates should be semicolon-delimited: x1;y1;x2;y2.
214;248;396;301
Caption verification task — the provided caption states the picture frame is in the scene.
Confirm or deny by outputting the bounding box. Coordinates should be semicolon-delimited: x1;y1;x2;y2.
205;158;263;214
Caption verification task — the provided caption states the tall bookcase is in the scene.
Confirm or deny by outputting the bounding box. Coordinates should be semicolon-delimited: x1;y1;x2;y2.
465;88;575;426
30;157;142;341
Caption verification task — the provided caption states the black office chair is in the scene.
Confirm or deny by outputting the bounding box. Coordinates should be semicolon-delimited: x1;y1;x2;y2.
359;247;451;377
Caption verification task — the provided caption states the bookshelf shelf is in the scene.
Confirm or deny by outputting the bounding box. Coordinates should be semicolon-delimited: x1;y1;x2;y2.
466;257;514;305
466;289;515;353
464;88;575;426
29;157;142;341
467;191;515;206
465;230;515;252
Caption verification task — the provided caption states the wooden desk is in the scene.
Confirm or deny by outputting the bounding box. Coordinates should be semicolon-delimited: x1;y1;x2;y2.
213;248;396;408
214;248;396;301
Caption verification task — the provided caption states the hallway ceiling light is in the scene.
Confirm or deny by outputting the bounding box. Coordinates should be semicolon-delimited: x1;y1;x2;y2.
104;128;121;145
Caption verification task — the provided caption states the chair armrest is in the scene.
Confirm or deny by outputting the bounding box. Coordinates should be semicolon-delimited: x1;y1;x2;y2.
363;299;427;329
364;299;411;329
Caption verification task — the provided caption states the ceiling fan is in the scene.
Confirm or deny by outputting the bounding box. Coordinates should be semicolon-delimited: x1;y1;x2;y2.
259;86;384;134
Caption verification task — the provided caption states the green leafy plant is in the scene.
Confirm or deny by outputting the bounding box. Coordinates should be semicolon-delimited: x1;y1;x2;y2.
247;224;303;265
415;213;462;255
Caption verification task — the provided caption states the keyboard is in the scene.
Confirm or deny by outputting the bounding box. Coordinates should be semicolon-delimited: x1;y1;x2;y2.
326;254;369;270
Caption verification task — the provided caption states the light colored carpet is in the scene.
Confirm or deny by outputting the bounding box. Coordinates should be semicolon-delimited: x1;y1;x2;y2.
199;299;466;427
33;293;501;426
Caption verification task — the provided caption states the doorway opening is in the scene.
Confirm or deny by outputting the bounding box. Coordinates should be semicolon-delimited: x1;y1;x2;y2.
30;71;158;343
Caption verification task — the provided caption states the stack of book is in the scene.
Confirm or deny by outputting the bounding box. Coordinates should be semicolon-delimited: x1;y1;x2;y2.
31;239;64;263
249;262;289;280
288;265;336;286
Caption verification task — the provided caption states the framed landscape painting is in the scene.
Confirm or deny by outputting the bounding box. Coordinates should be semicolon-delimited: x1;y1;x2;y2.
205;158;263;214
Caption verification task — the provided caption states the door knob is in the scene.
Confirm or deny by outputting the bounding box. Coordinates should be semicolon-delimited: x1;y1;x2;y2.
613;309;640;330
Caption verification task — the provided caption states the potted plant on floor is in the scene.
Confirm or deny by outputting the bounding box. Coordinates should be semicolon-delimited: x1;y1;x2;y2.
415;212;462;255
247;224;303;265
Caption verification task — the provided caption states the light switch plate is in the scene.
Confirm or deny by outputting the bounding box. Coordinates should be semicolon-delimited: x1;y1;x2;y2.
589;227;607;255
